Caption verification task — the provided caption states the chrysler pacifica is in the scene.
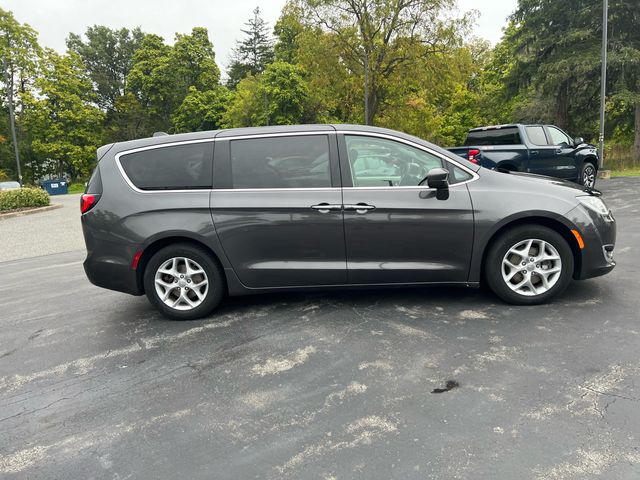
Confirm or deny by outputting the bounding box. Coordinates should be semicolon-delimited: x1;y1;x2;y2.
81;125;616;320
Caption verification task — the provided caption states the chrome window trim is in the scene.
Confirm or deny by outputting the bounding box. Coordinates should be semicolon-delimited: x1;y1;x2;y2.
114;129;478;194
212;187;341;193
115;138;216;194
221;130;335;141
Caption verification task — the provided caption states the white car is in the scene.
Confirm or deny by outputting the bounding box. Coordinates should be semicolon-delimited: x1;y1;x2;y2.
0;181;20;191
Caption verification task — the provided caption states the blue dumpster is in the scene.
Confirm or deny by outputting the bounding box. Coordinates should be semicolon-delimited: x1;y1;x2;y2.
41;179;69;195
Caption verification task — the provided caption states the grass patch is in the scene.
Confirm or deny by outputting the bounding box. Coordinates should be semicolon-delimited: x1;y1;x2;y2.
0;188;50;212
67;182;85;194
611;168;640;177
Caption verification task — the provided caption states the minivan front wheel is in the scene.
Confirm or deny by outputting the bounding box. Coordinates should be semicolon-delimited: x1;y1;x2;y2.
485;225;574;305
143;243;225;320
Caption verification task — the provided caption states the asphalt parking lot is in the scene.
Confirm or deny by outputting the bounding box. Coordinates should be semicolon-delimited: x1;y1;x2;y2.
1;179;639;479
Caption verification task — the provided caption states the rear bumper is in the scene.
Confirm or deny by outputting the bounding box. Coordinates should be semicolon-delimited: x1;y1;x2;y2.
83;255;142;296
81;215;142;296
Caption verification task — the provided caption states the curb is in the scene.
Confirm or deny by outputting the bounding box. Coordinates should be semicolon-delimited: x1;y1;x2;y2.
0;203;63;220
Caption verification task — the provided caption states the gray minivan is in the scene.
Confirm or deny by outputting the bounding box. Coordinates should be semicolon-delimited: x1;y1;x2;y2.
81;125;616;319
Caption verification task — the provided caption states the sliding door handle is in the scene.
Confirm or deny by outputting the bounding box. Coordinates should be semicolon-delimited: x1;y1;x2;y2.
311;203;342;213
344;203;376;214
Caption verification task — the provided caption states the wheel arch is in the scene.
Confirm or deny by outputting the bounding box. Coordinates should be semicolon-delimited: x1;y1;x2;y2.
477;215;583;282
135;234;227;294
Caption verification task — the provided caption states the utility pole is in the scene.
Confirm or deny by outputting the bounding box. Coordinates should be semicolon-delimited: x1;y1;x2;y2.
598;0;608;166
3;57;22;185
363;51;369;125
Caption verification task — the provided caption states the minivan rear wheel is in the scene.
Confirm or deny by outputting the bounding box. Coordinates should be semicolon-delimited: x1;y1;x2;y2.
485;225;574;305
143;243;225;320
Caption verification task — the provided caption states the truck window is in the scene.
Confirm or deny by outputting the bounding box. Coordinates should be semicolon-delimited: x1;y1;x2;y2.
464;127;521;146
525;126;548;146
547;127;572;146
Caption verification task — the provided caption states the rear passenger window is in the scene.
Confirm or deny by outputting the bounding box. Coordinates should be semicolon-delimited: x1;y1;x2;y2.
120;142;213;190
230;135;331;189
526;126;548;146
464;127;521;146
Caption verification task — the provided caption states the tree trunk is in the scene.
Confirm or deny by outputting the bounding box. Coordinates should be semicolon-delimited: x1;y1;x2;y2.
555;81;570;130
635;102;640;162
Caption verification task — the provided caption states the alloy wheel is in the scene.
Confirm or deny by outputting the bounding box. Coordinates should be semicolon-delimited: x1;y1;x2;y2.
583;165;596;188
501;238;562;297
154;257;209;310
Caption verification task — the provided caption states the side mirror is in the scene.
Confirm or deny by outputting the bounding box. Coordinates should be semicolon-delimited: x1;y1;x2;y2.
426;167;449;190
573;137;584;146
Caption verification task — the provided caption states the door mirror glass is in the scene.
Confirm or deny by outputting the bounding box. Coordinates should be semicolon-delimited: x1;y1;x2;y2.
426;168;449;189
573;137;584;146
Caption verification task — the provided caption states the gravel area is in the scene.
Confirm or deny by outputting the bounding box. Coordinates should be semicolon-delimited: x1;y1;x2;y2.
0;193;84;262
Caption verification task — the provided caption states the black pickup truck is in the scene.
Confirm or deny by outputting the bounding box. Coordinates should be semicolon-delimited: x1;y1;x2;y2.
447;124;600;187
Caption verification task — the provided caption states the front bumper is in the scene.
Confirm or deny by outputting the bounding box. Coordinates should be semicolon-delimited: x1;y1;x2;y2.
566;204;616;280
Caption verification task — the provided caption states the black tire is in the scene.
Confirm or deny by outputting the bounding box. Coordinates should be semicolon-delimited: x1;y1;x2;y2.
484;225;574;305
579;162;597;188
143;243;225;320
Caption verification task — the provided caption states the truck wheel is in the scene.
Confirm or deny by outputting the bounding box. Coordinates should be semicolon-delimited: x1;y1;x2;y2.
143;243;225;320
579;162;597;188
485;225;574;305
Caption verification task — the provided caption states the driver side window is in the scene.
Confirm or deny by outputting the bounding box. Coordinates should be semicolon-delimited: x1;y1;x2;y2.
345;135;443;187
547;127;571;146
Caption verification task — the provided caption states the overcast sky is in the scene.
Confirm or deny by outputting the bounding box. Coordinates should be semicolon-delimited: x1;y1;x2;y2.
4;0;518;71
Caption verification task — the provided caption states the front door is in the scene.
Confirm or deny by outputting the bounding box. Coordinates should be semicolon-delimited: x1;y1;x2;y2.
339;133;475;285
544;126;579;180
211;133;347;288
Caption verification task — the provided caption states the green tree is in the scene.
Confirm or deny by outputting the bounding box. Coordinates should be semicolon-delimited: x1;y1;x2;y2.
127;28;221;134
607;0;640;159
227;7;274;88
66;26;145;111
0;8;41;182
126;34;172;132
224;61;309;127
273;3;305;64
173;85;231;132
21;50;104;181
300;0;464;125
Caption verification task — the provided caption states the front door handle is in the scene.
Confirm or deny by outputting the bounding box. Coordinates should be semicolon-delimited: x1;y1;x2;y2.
344;203;376;214
311;203;342;214
530;150;538;155
555;148;563;154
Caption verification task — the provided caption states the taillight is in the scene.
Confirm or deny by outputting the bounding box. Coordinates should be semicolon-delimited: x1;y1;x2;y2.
80;193;100;214
468;149;480;164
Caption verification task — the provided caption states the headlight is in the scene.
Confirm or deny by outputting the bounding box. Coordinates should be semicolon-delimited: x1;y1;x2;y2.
577;195;609;216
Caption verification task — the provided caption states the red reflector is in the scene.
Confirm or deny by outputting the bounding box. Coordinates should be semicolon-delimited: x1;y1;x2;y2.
80;194;99;214
132;250;143;270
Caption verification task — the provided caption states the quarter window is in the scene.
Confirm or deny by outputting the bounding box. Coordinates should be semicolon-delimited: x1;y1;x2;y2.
525;126;548;146
120;142;213;190
345;135;444;187
230;135;331;189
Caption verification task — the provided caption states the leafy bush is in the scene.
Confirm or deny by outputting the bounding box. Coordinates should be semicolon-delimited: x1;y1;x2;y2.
68;182;86;194
0;187;50;212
